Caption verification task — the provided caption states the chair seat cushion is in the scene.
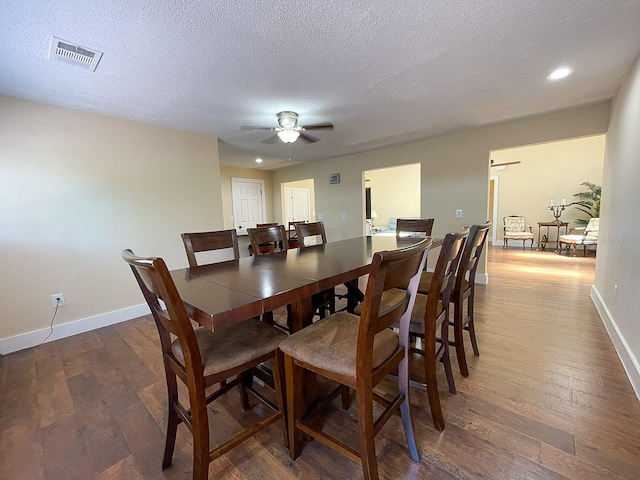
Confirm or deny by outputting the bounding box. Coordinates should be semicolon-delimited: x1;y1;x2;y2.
171;319;287;377
503;232;534;238
353;288;407;315
279;312;399;378
558;234;598;245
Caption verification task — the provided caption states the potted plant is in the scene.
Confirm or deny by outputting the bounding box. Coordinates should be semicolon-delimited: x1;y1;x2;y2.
570;181;601;228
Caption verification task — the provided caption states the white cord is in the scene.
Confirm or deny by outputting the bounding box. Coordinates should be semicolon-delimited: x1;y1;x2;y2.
39;299;60;345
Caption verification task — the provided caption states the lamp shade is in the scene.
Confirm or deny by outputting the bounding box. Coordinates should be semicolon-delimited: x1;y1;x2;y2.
277;130;300;143
371;209;378;218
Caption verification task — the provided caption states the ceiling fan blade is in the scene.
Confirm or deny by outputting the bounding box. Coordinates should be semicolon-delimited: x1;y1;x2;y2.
298;132;319;143
301;122;334;131
261;134;280;144
241;125;273;131
491;161;521;167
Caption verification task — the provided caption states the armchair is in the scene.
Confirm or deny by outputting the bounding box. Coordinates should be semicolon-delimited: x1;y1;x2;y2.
558;217;599;256
503;216;534;249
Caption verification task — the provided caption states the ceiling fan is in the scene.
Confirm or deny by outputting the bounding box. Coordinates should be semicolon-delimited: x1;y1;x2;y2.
241;111;334;144
490;159;521;167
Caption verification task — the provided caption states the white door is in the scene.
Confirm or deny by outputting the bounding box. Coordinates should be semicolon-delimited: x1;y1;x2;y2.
284;187;310;224
232;178;266;235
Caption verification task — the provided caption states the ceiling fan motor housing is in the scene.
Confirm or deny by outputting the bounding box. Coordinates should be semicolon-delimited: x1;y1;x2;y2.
277;111;299;129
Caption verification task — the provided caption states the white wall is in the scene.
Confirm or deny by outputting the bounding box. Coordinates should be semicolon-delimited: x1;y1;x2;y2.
593;55;640;396
491;135;605;242
0;96;223;351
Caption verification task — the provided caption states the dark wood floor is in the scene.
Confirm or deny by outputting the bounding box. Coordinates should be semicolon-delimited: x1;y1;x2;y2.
2;245;639;479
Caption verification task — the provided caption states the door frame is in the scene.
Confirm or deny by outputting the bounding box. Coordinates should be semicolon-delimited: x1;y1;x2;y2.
231;177;266;235
490;175;499;243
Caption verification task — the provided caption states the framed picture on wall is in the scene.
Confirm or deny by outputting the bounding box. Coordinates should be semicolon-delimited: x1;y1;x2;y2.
329;173;340;184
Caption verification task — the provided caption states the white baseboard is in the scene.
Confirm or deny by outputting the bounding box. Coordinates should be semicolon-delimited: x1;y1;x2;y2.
591;285;640;399
476;273;488;285
0;304;150;355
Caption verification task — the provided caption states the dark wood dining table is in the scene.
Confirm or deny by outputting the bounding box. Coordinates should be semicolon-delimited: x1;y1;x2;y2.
171;235;440;333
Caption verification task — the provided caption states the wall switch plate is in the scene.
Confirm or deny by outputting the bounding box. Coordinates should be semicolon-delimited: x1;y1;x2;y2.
318;213;324;220
456;209;463;218
341;213;346;220
229;216;234;222
51;293;65;307
614;285;618;299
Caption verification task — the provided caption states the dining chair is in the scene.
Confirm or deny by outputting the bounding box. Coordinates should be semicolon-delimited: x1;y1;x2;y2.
295;221;335;318
280;238;431;480
287;220;307;248
181;229;240;267
295;221;327;248
395;218;435;238
417;222;491;377
122;249;287;480
354;230;468;430
248;224;289;255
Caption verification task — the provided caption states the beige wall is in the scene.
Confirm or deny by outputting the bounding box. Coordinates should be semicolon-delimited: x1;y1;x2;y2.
272;103;610;267
365;164;421;228
0;96;223;343
491;135;605;242
219;164;274;229
595;55;640;395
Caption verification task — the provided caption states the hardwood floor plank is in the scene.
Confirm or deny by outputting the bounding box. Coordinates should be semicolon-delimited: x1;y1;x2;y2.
41;415;94;480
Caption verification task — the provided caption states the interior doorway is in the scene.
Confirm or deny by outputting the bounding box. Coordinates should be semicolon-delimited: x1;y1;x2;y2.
231;177;266;235
281;178;315;225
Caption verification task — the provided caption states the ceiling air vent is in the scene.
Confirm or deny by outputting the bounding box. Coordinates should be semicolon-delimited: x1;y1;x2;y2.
49;36;103;72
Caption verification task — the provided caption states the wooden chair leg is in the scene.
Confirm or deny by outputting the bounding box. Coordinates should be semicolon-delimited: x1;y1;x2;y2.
191;399;211;480
453;300;469;377
341;385;352;410
398;354;419;462
272;349;288;448
467;291;480;357
284;354;304;460
162;372;179;469
355;380;378;480
440;320;456;395
239;370;252;410
424;349;445;431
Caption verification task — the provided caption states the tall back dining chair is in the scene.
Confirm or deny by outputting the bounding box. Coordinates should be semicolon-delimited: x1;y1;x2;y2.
248;225;289;255
408;229;468;430
279;238;431;480
181;229;239;267
395;218;435;238
443;222;491;377
122;250;287;480
295;221;327;248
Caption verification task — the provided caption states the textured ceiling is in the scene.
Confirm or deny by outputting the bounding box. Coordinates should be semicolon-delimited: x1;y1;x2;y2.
1;1;640;170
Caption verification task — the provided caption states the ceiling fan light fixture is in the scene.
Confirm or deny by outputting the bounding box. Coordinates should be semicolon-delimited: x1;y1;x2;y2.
277;130;300;143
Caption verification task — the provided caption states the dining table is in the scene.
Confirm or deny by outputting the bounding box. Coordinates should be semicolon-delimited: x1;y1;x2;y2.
171;235;441;334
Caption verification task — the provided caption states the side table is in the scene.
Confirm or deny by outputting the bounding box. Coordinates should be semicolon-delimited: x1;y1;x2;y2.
537;221;569;253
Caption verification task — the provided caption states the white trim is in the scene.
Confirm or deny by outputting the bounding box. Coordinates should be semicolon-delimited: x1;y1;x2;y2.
0;304;150;355
476;273;488;285
591;285;640;400
490;175;499;243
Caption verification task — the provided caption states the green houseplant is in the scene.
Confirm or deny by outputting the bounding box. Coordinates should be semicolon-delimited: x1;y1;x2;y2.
570;181;601;228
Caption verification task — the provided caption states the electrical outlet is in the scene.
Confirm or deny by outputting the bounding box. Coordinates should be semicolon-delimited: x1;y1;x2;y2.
51;293;65;307
229;216;234;222
456;209;463;218
341;213;346;220
318;213;324;220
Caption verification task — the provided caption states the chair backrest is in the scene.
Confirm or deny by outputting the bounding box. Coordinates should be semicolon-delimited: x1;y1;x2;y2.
504;216;526;233
122;249;203;375
295;221;327;248
396;218;435;238
585;217;599;236
427;229;469;320
181;229;239;267
247;225;289;255
455;222;491;294
357;238;431;373
257;222;278;228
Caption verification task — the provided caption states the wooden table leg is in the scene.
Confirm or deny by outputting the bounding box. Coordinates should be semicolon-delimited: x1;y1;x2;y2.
288;296;318;406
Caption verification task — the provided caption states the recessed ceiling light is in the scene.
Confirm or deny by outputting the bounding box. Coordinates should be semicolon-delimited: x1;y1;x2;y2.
547;67;573;80
255;158;263;163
